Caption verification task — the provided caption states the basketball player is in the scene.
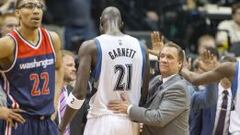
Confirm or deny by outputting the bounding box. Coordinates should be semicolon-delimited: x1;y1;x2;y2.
58;6;150;135
181;55;240;134
0;0;62;135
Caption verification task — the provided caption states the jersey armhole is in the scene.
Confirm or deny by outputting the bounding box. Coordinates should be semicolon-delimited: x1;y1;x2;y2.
231;61;239;98
139;41;146;80
91;39;102;81
44;29;56;61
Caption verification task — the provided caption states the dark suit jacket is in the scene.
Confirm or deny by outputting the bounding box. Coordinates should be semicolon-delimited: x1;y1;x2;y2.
190;86;231;135
129;74;191;135
200;104;217;135
189;84;218;135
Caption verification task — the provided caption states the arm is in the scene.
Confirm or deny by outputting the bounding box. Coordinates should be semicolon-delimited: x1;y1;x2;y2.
58;40;96;133
191;84;218;111
139;44;150;106
49;31;63;119
0;36;15;59
129;87;188;127
181;62;235;85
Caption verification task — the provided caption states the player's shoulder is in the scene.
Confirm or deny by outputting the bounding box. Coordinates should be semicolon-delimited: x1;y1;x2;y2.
47;31;59;40
78;39;97;56
0;35;15;48
0;36;15;58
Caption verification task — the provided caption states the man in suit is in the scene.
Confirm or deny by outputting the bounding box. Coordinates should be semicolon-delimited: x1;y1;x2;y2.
108;42;191;135
192;56;237;135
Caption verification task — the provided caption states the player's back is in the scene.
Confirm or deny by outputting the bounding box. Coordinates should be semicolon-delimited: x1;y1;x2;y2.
88;34;146;118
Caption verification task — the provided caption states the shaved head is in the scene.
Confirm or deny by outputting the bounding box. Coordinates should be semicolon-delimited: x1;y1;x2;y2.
101;6;122;21
99;6;123;34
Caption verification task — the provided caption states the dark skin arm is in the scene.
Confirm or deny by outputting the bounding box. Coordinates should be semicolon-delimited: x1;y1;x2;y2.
58;40;97;133
181;62;235;85
49;31;63;120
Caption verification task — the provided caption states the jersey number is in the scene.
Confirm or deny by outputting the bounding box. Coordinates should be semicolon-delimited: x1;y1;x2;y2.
114;64;132;91
30;72;49;96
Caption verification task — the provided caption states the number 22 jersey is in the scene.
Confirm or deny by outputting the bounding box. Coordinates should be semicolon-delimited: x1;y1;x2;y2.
1;28;56;116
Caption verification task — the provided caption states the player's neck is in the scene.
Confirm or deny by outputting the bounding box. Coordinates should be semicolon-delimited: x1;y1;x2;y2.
18;27;39;44
104;23;123;36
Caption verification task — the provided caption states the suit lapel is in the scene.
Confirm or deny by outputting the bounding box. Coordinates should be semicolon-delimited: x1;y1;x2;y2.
145;75;182;106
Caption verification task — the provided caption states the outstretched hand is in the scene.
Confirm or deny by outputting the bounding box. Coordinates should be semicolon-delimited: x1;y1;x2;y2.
198;50;217;72
148;31;164;56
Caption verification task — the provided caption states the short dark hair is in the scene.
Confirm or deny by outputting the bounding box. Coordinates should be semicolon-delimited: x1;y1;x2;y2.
232;3;240;15
16;0;24;8
164;42;184;63
16;0;43;8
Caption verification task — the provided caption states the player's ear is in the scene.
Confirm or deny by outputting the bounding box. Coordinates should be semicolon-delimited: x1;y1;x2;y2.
15;10;21;19
120;22;124;32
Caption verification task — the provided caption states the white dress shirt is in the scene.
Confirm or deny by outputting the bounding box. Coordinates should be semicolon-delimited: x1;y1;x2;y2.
213;84;232;135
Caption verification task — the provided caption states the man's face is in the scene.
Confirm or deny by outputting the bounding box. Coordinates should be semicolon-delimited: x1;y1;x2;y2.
1;16;19;36
159;46;182;77
16;0;44;29
63;55;76;83
233;9;240;26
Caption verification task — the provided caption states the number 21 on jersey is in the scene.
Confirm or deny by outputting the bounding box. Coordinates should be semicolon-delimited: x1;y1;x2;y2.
114;64;132;91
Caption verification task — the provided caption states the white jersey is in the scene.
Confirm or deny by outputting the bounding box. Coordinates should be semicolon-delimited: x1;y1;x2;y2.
230;59;240;134
88;34;145;118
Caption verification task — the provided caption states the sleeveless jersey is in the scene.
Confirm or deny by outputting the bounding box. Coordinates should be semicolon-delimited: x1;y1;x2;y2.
88;34;146;118
1;28;56;116
230;59;240;133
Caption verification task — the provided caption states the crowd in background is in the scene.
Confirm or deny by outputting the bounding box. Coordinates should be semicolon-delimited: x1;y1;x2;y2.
0;0;240;135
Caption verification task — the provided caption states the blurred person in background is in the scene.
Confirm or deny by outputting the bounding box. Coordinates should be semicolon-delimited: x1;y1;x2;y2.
0;13;18;36
216;3;240;56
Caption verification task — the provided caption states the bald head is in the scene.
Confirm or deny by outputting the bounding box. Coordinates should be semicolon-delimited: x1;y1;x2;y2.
101;7;122;20
99;7;123;34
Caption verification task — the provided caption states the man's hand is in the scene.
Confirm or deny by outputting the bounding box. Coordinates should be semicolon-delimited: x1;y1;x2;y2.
107;92;130;114
198;50;217;72
182;50;192;70
0;107;25;126
148;31;164;56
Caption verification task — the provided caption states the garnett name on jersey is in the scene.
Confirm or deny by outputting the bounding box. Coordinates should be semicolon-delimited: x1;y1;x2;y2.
108;48;136;60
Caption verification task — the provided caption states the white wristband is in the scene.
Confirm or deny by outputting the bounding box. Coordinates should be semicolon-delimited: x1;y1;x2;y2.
66;92;84;109
127;104;133;115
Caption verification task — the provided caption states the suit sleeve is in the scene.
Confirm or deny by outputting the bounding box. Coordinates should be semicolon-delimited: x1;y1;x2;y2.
191;84;218;111
129;86;188;127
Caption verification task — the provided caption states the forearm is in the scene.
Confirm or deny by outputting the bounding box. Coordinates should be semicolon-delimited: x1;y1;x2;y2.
59;92;85;131
181;68;199;85
129;105;186;127
52;68;64;120
58;106;78;131
130;88;188;127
